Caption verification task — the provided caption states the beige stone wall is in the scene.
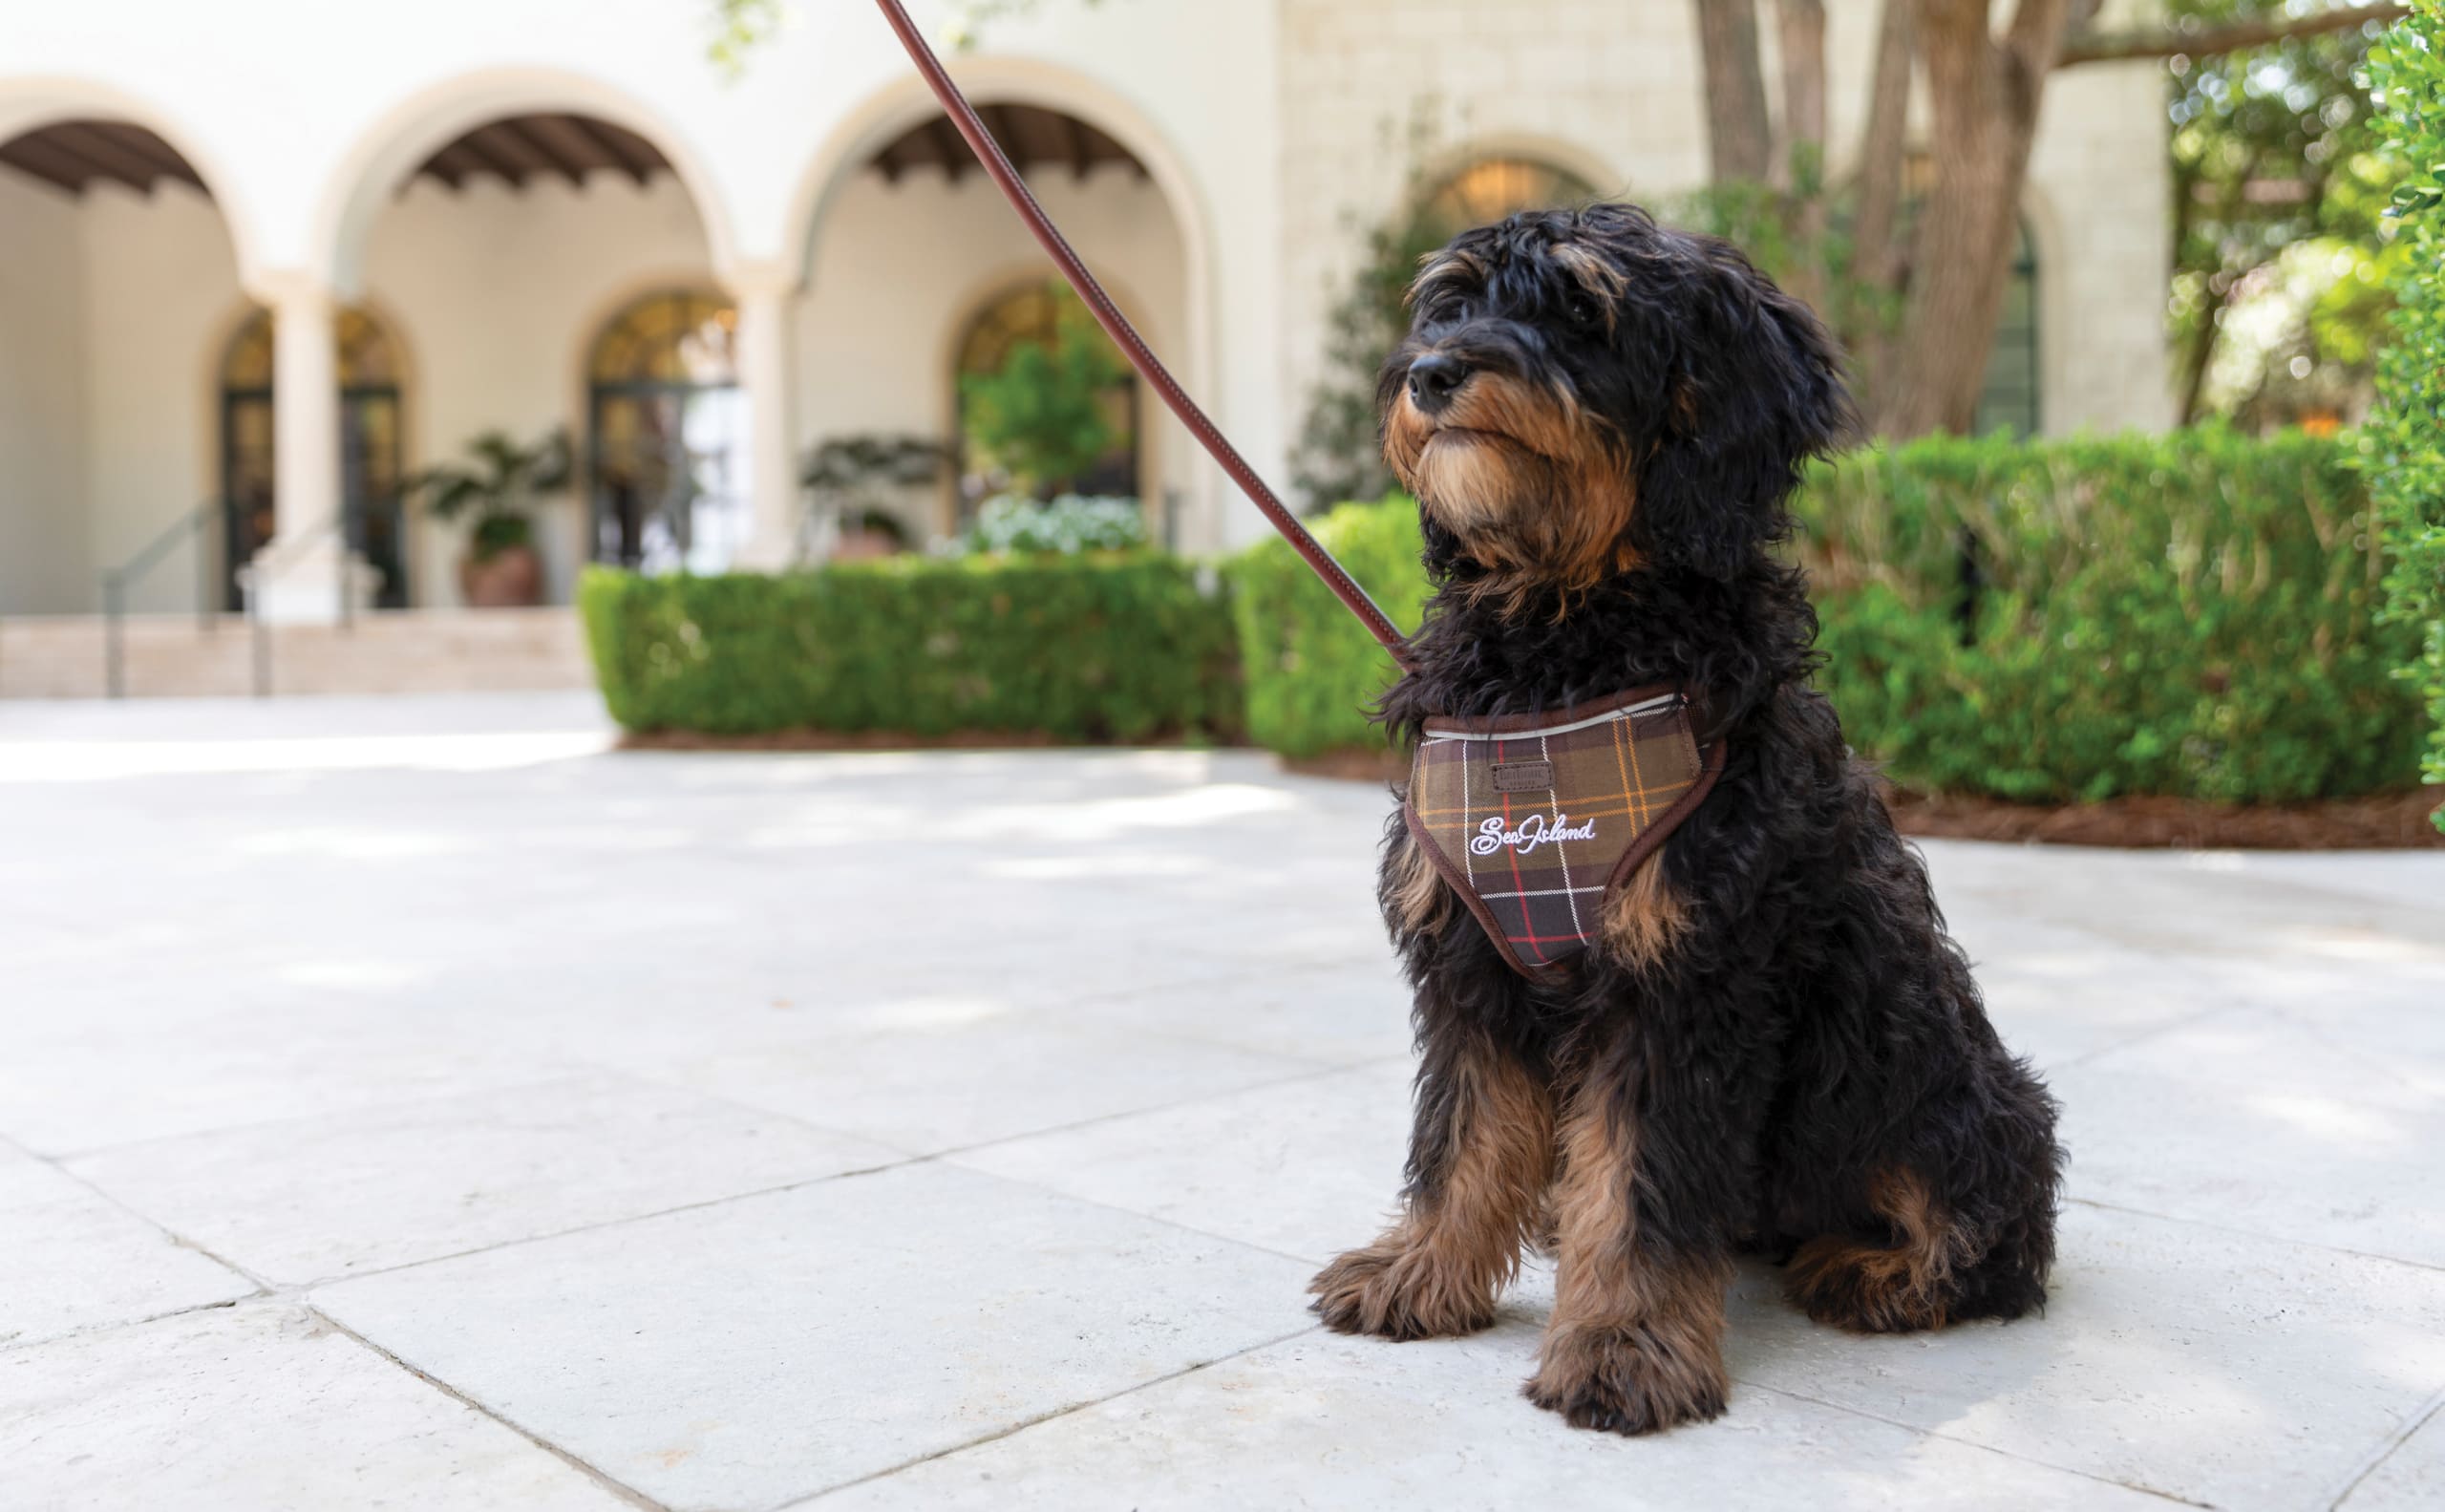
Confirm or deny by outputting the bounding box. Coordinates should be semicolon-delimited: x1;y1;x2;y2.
1274;0;2174;479
0;173;92;614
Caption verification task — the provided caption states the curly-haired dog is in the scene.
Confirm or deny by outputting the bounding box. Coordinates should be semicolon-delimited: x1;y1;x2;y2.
1309;203;2063;1436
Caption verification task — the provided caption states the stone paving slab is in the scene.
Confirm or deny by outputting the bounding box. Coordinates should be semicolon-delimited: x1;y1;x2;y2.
1;1304;631;1511
311;1161;1317;1511
802;1319;2178;1512
1730;1203;2445;1511
0;1145;255;1349
2051;1008;2445;1267
4;693;2441;1510
65;1073;903;1286
952;1058;1415;1264
604;1012;1330;1157
2339;1397;2445;1511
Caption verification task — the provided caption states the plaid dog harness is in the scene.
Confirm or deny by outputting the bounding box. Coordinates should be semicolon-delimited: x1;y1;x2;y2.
1403;686;1725;981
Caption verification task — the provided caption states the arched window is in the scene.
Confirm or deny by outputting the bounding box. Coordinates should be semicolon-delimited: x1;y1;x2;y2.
953;279;1138;513
586;290;748;573
220;307;407;609
1973;224;2041;437
1414;158;1599;241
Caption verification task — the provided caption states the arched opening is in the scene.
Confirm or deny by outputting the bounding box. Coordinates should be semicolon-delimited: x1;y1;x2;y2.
796;96;1187;547
1414;157;1598;241
1973;223;2041;437
952;277;1139;508
585;289;747;573
338;101;725;604
218;306;408;609
1291;151;1602;510
0;116;244;616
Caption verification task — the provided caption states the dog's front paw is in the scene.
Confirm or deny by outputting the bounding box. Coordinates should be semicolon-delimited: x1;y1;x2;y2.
1308;1239;1496;1341
1523;1323;1729;1435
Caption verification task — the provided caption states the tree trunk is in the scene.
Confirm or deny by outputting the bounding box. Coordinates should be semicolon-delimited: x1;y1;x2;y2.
1775;0;1832;309
1693;0;1773;182
2176;277;2235;426
1850;0;1913;296
1879;0;2073;438
1776;0;1829;179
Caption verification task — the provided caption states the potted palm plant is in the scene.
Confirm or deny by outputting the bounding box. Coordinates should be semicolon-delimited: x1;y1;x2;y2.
405;428;572;607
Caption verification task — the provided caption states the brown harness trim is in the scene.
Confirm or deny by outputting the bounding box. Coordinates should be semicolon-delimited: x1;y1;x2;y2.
1403;686;1726;984
872;0;1415;671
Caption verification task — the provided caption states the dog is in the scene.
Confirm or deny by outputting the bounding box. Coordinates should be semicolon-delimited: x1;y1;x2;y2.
1309;202;2064;1436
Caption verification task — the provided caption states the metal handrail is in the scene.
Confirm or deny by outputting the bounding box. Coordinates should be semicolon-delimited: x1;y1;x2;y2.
100;500;227;699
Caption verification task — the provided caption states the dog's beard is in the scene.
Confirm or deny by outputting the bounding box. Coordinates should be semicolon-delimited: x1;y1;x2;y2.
1385;375;1640;592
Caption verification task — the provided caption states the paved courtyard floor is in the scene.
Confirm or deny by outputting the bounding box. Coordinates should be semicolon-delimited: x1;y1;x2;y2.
2;692;2442;1511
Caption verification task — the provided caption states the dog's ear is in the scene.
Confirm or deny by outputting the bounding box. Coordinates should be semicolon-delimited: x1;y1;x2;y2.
1632;238;1855;581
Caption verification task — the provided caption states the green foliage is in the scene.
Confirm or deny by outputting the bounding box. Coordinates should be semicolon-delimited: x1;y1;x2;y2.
2368;2;2445;820
1797;430;2421;802
1230;434;2424;801
958;287;1130;495
403;428;571;564
1223;496;1429;758
1288;136;1454;511
957;494;1148;556
2165;0;2401;424
579;552;1237;742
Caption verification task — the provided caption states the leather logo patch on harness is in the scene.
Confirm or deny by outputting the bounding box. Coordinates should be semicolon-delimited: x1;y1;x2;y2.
1490;759;1554;793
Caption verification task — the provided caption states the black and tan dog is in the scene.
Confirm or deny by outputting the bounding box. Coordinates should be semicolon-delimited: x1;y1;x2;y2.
1310;202;2063;1435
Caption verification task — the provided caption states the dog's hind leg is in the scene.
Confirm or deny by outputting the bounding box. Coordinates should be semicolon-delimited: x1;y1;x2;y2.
1782;1166;1979;1332
1311;1029;1553;1340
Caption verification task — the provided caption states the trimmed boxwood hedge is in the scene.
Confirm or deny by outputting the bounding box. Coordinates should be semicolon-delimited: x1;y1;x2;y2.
579;552;1238;741
1221;495;1429;758
1228;431;2426;802
1799;430;2420;802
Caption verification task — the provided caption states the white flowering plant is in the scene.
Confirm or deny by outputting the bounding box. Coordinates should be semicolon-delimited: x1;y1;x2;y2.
957;494;1148;556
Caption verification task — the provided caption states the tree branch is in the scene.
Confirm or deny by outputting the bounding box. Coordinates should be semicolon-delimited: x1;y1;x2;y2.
2058;2;2406;68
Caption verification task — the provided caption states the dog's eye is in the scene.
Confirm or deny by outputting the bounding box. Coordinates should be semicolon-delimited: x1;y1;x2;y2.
1566;294;1601;328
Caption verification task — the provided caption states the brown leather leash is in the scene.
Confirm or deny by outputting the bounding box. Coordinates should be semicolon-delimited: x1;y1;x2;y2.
872;0;1416;671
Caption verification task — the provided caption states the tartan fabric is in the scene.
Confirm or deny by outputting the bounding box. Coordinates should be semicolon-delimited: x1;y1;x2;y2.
1403;687;1717;980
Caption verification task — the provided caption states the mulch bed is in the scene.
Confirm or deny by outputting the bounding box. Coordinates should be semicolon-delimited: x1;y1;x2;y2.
622;730;2442;850
1282;747;2442;851
1882;785;2444;851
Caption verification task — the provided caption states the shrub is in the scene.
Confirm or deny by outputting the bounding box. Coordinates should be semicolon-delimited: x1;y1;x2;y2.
2370;7;2445;825
1224;496;1429;758
581;552;1237;742
1229;433;2425;801
1798;431;2421;802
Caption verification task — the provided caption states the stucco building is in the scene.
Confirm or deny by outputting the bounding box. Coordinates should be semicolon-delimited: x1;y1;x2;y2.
0;0;2171;627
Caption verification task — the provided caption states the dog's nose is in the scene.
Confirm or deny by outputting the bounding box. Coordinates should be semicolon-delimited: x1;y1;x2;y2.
1406;353;1471;415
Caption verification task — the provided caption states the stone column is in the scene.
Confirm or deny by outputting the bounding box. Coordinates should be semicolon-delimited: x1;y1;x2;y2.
245;271;372;623
728;263;802;569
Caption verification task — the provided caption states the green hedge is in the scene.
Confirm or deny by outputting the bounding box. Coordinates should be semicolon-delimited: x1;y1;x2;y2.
1222;495;1431;758
2371;6;2445;825
579;552;1238;741
1798;431;2421;802
1227;433;2425;802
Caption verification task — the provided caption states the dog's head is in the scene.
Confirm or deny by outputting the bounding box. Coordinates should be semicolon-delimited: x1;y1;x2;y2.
1380;202;1852;597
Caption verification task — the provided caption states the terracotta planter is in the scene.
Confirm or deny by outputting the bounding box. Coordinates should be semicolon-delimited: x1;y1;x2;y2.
459;543;543;607
831;527;904;562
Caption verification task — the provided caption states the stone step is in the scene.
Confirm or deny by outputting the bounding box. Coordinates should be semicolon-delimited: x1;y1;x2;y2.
0;609;594;700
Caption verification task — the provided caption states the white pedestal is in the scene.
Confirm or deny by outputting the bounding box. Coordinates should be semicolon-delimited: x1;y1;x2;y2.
240;540;381;626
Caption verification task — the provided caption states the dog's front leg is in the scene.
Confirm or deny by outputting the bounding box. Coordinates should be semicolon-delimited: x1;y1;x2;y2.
1525;1062;1735;1434
1310;1024;1553;1339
